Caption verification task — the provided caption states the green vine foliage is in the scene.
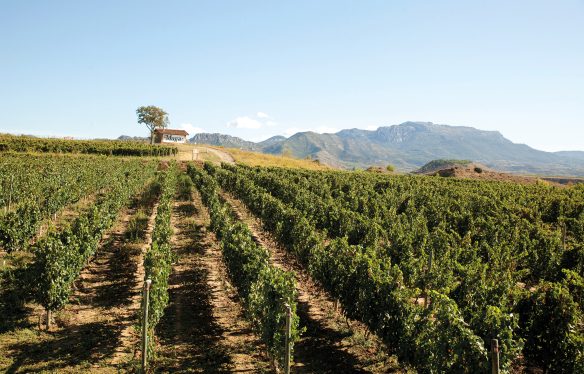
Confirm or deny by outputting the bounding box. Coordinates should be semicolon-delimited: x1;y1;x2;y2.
142;160;178;356
0;154;150;253
188;162;304;366
0;133;177;156
32;159;157;314
209;161;581;373
517;282;584;372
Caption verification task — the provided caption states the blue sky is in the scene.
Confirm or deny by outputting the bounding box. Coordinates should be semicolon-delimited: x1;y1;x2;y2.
1;0;583;152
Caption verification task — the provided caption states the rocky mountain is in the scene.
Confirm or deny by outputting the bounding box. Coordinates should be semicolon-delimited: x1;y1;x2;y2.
334;122;584;176
259;135;287;146
261;131;419;170
189;133;264;152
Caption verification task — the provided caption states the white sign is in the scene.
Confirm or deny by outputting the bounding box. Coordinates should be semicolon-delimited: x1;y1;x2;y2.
162;134;185;143
193;149;199;153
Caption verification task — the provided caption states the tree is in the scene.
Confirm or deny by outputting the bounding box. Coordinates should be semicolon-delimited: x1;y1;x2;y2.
386;164;395;172
282;149;293;158
136;106;170;144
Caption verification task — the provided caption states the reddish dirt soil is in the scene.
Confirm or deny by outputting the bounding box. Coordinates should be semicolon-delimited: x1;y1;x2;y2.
427;166;566;187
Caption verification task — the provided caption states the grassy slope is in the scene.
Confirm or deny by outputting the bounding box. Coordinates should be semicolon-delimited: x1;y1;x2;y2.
220;146;335;170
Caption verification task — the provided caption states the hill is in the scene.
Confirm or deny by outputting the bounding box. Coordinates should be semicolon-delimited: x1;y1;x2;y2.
118;135;149;142
554;151;584;161
259;135;286;146
261;131;419;171
189;133;264;152
335;122;584;176
411;159;474;174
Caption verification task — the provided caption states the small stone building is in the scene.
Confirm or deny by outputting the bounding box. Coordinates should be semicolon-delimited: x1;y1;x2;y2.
154;129;189;144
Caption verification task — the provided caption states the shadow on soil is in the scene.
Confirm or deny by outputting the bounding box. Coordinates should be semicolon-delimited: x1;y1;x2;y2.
0;263;36;334
3;321;119;374
152;198;236;373
1;224;142;373
293;301;370;374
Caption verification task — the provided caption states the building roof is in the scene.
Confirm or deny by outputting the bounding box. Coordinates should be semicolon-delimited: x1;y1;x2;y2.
154;128;189;136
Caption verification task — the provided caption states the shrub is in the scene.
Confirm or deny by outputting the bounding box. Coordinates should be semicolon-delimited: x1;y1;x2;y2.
474;167;483;173
575;182;584;191
386;164;395;172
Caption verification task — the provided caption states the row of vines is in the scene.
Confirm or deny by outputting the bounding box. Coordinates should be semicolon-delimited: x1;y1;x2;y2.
209;161;584;373
0;133;177;156
31;158;157;323
0;154;155;253
141;160;178;355
188;162;304;368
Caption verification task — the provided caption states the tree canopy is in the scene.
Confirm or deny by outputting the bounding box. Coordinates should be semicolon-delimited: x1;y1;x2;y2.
136;106;170;143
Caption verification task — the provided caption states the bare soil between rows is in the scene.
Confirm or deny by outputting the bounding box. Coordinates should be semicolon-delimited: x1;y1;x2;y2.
148;183;269;373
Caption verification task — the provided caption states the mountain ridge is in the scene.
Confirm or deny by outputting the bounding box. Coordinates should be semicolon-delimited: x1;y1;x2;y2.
121;122;584;176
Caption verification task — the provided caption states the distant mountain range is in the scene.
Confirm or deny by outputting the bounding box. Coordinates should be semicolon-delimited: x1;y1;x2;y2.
118;135;149;142
122;122;584;176
553;151;584;161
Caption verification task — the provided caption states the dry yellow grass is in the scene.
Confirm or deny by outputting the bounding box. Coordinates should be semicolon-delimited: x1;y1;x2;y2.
158;142;333;170
212;146;334;170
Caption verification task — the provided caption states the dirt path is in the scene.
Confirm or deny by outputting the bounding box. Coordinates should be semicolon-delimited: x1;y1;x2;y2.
107;200;159;366
149;178;269;372
171;145;233;165
218;190;404;373
205;147;235;165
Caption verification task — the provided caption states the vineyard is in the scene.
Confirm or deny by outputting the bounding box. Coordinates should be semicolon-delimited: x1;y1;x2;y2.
0;133;177;156
0;150;583;373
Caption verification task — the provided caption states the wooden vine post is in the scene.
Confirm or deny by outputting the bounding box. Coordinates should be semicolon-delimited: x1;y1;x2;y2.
142;278;152;374
47;307;52;330
491;339;500;374
8;174;13;211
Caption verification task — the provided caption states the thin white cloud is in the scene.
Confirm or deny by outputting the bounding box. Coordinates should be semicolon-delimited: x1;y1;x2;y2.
257;112;269;118
180;123;206;134
365;126;379;131
314;126;338;134
266;120;276;126
226;117;262;129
